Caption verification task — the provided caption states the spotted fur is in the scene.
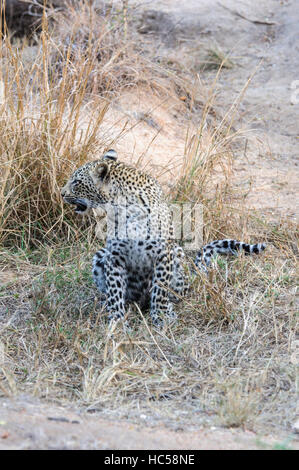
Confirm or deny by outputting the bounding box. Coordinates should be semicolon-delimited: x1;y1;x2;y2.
195;239;266;273
61;150;266;326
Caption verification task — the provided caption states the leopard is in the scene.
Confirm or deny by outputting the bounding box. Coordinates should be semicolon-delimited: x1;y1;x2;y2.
61;149;266;327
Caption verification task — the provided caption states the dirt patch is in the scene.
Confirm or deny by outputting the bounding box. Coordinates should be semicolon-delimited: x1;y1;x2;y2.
0;396;295;450
0;0;298;450
106;0;299;217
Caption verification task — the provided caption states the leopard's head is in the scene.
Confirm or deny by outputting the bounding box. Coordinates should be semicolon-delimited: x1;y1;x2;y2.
61;149;164;218
61;149;119;214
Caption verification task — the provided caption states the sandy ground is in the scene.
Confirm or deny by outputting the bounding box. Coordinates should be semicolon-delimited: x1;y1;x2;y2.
0;396;294;450
0;0;298;450
103;0;298;218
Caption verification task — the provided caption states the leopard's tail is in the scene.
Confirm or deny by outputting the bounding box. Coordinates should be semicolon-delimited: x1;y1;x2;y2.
195;239;266;272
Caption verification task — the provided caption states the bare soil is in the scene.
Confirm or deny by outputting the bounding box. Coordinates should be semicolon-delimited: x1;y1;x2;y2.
0;0;298;450
108;0;299;218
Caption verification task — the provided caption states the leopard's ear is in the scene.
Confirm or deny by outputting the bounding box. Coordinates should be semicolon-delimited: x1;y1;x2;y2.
103;149;117;161
90;161;110;186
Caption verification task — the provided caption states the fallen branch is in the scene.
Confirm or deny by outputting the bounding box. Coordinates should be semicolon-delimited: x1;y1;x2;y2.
218;2;278;26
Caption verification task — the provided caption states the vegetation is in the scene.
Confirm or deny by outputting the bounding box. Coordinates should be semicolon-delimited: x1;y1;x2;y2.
0;1;297;436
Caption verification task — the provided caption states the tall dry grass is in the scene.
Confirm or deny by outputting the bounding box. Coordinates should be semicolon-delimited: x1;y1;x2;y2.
0;4;116;247
0;1;201;248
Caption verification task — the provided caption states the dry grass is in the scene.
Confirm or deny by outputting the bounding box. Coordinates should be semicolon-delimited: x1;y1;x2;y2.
201;46;234;71
0;234;297;433
0;1;199;248
0;1;298;439
0;9;111;247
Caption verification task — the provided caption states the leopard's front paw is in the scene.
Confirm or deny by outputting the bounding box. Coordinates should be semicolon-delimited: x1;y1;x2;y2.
151;314;164;329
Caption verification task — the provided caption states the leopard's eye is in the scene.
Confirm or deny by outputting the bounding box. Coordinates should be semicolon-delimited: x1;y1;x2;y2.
72;179;80;187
